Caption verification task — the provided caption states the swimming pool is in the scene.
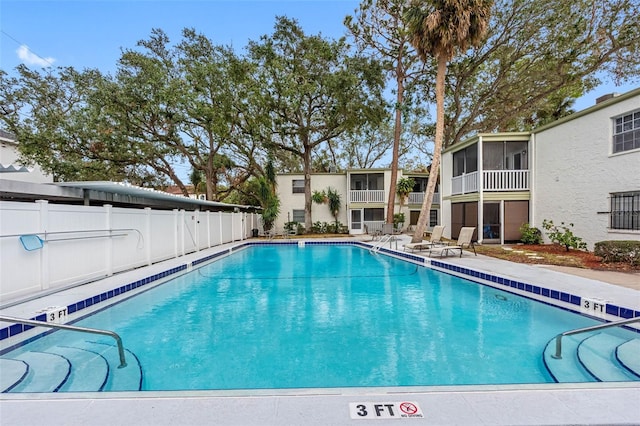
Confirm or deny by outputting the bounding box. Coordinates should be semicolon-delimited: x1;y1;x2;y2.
1;243;639;392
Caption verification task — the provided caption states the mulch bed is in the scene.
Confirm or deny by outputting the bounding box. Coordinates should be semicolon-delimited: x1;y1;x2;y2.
476;244;640;273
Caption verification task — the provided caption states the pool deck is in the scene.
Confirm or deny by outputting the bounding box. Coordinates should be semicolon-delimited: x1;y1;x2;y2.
1;236;639;426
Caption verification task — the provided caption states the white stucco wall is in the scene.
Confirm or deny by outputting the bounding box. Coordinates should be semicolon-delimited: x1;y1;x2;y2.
533;91;640;249
0;139;53;184
275;173;348;232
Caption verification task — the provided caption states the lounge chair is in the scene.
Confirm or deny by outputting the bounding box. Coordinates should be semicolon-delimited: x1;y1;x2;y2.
429;226;477;257
404;225;445;252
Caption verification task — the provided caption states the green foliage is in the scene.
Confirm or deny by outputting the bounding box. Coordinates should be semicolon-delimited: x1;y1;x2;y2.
312;190;327;204
541;219;587;252
248;16;386;228
594;241;640;266
311;221;327;233
325;187;342;223
393;212;405;229
284;221;304;235
312;187;342;225
396;177;415;199
519;223;542;245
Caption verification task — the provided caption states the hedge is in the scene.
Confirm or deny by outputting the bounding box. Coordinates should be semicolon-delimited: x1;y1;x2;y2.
593;240;640;265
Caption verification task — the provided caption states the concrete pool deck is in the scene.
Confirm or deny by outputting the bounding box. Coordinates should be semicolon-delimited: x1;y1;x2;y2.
1;237;639;425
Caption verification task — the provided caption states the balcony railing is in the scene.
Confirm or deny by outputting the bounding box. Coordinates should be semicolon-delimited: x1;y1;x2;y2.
350;190;385;203
452;170;529;195
408;192;440;205
452;171;479;195
483;170;529;191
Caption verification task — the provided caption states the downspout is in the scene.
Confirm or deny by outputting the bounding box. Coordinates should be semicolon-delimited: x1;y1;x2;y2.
478;135;484;244
529;133;536;228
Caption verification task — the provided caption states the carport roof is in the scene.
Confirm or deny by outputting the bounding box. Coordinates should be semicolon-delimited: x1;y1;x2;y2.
0;180;260;212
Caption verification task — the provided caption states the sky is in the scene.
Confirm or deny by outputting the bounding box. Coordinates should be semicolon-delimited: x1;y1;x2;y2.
2;0;638;110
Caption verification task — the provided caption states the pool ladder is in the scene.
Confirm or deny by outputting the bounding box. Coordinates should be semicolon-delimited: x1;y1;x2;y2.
369;234;393;253
0;315;127;368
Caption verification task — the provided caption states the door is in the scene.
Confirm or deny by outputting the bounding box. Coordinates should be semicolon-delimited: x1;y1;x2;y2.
483;202;500;243
350;209;363;235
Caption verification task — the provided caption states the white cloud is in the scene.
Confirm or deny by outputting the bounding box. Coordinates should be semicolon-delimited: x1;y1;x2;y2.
16;45;56;67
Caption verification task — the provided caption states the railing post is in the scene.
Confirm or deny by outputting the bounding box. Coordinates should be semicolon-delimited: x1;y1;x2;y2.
552;335;563;359
36;200;49;291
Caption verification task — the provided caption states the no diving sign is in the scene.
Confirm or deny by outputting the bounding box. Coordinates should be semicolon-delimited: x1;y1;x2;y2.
349;401;424;419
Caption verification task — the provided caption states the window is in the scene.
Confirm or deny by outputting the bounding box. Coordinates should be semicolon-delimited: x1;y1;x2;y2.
429;209;438;227
409;209;439;227
350;173;384;190
613;110;640;153
483;141;528;170
611;192;640;230
363;208;384;221
453;145;477;176
292;209;305;223
292;179;304;193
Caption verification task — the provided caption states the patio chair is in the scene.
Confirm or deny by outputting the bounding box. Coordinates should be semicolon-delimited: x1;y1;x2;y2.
404;225;445;252
429;226;477;257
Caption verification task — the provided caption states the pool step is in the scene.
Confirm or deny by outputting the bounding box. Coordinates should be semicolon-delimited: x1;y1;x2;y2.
1;341;143;393
0;358;28;392
543;335;596;383
543;333;640;383
578;334;638;382
7;351;71;392
49;345;109;392
616;339;640;378
73;340;143;391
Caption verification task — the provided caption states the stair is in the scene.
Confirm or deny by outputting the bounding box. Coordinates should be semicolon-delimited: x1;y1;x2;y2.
74;340;143;391
49;346;109;392
0;358;28;392
578;334;638;382
616;339;640;378
543;332;640;383
8;351;71;392
1;340;143;393
543;335;596;383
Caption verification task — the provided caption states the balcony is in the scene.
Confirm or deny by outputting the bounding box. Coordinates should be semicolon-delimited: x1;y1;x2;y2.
408;192;440;205
452;170;529;195
350;190;385;203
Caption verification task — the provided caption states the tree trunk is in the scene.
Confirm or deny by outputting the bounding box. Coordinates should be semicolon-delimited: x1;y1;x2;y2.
412;55;446;243
303;147;313;231
386;61;405;225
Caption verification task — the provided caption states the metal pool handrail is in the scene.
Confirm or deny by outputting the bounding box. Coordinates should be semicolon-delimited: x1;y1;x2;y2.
0;315;127;368
551;316;640;359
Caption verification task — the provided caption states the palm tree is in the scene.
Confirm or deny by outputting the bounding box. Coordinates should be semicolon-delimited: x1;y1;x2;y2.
405;0;492;243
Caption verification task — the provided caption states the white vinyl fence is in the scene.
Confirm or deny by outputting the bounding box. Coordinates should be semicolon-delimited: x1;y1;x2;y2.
0;200;260;301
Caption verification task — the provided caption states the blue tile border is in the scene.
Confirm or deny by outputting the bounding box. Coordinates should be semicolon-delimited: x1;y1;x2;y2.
0;264;188;343
2;241;637;343
429;259;637;323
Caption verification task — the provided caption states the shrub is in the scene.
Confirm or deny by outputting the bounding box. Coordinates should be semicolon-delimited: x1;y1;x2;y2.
311;221;327;234
519;223;542;245
594;240;640;265
393;212;405;230
541;219;587;251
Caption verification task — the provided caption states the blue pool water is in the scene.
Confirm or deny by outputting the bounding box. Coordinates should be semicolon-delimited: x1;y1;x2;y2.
3;245;636;391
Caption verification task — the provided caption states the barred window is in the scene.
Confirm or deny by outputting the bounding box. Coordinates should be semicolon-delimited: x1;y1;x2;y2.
611;192;640;230
613;110;640;153
292;179;305;194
